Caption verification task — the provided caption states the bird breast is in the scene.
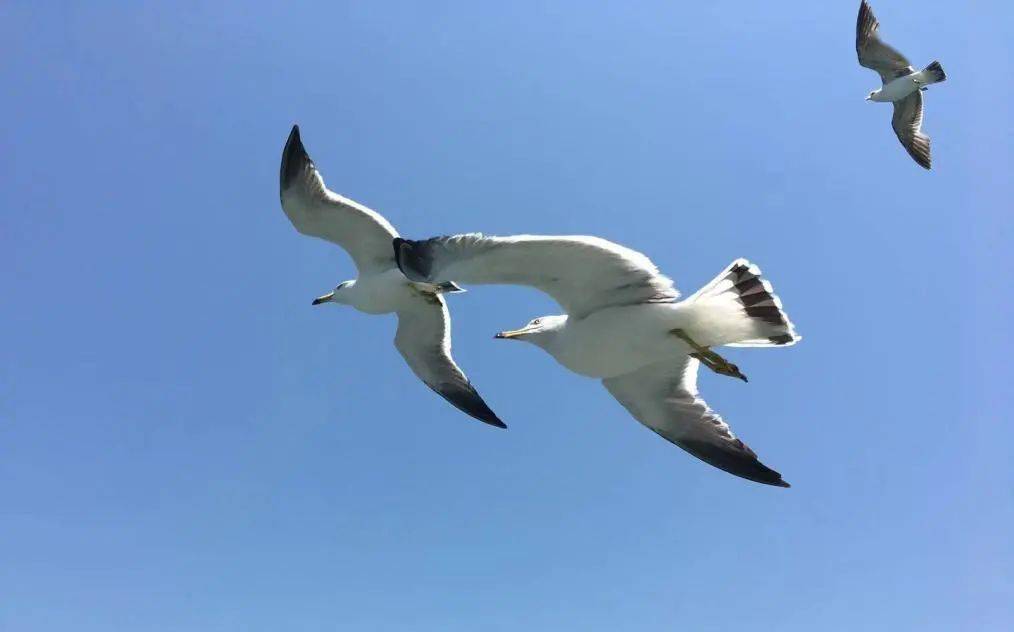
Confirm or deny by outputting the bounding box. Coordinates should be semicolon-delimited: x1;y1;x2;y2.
348;269;408;314
548;305;679;378
876;74;919;102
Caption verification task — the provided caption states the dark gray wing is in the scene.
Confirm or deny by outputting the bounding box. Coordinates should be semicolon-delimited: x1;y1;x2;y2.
393;234;678;319
602;357;789;487
891;91;931;169
279;125;399;274
394;292;505;428
856;0;914;83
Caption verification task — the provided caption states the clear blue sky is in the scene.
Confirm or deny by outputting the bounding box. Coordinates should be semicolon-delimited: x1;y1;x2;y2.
2;2;1012;630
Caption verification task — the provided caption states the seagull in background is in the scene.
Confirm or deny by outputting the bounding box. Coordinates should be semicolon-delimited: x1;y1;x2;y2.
279;125;505;428
394;234;801;487
856;0;946;169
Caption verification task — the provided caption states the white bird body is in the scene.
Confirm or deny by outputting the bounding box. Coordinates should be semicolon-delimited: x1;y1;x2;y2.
395;234;801;486
542;304;710;379
869;72;921;102
337;270;414;315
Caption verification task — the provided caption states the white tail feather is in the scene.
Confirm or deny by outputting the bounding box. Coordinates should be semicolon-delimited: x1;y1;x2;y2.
918;61;946;85
678;259;800;348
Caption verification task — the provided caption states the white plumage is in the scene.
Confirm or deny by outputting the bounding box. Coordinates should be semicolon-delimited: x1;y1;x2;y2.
395;234;800;486
856;0;947;169
279;126;504;429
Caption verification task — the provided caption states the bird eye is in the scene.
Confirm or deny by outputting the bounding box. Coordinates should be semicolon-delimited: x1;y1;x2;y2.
533;319;541;325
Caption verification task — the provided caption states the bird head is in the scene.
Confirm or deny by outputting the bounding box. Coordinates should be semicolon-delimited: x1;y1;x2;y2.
312;280;355;306
495;315;567;348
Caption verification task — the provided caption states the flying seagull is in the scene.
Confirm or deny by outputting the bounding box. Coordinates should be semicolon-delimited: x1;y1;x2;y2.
856;0;946;169
279;126;504;428
394;234;800;487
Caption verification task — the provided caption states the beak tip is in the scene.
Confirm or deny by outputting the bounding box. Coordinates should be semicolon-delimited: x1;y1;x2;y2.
494;333;504;339
312;291;336;306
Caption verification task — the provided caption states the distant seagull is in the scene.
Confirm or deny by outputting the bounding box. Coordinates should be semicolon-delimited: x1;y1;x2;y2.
394;234;800;487
856;0;946;169
279;126;504;428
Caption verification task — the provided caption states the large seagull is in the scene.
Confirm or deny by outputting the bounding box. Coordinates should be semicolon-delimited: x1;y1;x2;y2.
856;0;946;169
279;126;504;428
394;234;801;487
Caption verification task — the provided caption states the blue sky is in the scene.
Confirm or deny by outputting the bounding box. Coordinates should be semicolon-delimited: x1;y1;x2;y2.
2;1;1012;630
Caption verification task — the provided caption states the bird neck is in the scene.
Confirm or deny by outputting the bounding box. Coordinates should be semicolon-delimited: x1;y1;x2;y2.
527;320;566;351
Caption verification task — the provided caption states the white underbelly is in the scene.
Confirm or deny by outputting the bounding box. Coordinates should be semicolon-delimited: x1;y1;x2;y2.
878;74;918;102
351;270;407;314
549;304;682;378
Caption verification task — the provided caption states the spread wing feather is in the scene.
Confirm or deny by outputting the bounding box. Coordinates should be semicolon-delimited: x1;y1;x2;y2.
279;125;399;274
891;91;931;169
856;0;914;83
395;293;505;428
602;357;789;487
394;234;678;319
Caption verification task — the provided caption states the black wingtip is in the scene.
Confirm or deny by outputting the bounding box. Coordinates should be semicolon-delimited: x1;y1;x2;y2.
429;382;508;429
280;123;311;192
857;0;874;28
910;144;932;170
477;408;508;429
856;0;877;52
676;438;790;488
751;472;790;488
463;390;508;430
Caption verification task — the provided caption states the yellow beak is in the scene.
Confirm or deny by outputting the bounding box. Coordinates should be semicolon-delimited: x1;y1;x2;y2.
495;326;534;340
311;291;335;305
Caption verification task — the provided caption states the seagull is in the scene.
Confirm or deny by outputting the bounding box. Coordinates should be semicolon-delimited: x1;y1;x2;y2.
393;234;801;487
279;126;504;428
856;0;946;169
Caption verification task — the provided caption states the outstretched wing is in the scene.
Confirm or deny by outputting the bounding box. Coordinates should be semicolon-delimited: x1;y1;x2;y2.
394;234;678;319
279;125;399;274
891;91;931;169
602;357;789;487
856;0;913;83
394;292;505;428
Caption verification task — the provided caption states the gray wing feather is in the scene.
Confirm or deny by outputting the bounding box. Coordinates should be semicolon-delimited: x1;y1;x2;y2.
279;126;399;274
393;234;678;319
856;0;913;83
602;357;789;487
394;293;505;428
891;91;931;169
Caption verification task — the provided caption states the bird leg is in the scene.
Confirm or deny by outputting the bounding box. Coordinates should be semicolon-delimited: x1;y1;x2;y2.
670;329;748;383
